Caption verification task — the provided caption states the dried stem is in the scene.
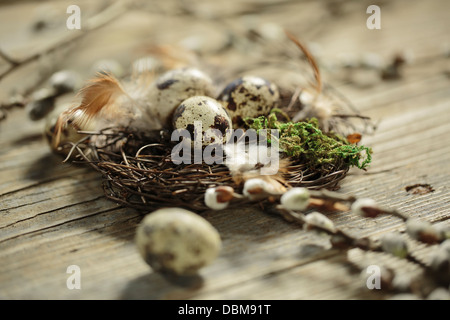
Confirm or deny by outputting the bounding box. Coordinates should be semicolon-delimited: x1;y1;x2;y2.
0;1;130;83
0;48;19;65
308;189;357;203
380;207;409;221
278;207;374;249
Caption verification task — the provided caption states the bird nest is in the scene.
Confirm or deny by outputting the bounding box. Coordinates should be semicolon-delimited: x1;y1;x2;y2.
67;94;372;212
58;34;375;213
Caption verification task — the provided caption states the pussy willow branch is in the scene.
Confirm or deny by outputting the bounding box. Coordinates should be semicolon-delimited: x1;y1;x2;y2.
0;0;131;83
277;207;428;270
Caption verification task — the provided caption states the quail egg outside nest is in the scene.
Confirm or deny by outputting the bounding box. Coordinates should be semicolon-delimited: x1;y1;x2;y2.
172;96;232;145
217;76;279;128
135;208;222;275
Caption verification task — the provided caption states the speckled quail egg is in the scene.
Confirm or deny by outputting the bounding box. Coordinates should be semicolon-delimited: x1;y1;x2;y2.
217;76;279;128
135;208;222;275
48;70;82;95
146;68;215;128
44;103;90;155
27;87;56;121
172;96;232;145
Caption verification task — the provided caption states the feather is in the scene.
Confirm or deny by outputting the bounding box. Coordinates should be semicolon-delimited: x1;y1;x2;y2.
285;30;322;94
284;31;340;132
53;71;157;148
70;73;128;125
53;73;127;146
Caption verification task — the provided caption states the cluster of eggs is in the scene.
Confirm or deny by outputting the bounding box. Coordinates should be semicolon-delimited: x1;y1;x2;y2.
46;67;280;151
148;67;280;145
44;67;280;154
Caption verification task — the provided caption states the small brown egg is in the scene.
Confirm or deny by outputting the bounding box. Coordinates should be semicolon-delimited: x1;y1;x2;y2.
135;208;222;275
172;96;232;145
217;76;279;127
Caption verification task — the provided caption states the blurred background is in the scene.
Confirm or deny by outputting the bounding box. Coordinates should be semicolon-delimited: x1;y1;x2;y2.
1;0;448;104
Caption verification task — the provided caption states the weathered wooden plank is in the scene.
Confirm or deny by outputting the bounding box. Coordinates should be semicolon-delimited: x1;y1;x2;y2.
0;0;449;300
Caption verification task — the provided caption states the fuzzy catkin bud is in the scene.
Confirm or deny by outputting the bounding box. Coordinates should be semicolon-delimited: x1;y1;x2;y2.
406;218;440;244
280;188;310;211
243;178;269;200
429;247;450;285
351;198;380;217
205;187;233;210
392;273;414;292
436;225;450;241
440;239;450;256
304;212;337;233
360;265;395;291
380;233;409;259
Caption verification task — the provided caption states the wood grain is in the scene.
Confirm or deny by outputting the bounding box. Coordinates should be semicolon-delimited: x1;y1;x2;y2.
0;0;449;300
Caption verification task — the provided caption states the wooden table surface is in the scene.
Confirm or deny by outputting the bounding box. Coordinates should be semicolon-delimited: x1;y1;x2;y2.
1;0;449;300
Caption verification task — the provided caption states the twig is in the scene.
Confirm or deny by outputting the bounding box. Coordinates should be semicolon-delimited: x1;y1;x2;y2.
308;189;357;203
331;114;372;120
276;207;433;273
381;207;409;222
0;48;19;65
0;0;130;83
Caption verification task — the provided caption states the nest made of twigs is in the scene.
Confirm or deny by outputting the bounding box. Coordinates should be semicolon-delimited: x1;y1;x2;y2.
62;36;375;213
69;121;353;213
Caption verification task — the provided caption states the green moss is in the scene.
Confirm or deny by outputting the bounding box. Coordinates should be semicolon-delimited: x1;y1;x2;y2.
244;113;372;170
